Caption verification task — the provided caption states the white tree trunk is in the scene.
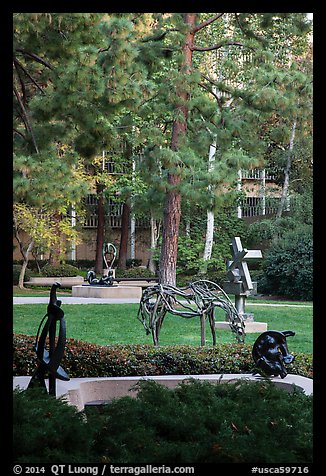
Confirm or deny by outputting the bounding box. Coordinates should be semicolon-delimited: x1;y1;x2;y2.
18;240;34;289
148;212;161;274
201;140;217;274
277;119;297;218
203;209;214;262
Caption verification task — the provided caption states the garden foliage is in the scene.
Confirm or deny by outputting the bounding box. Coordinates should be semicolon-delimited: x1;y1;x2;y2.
13;379;312;463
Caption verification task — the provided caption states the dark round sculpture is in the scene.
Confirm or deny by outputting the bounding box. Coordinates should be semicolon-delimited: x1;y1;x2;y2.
252;330;295;379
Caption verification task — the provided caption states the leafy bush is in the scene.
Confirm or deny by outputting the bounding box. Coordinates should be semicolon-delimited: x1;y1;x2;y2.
262;231;313;300
13;265;31;285
41;263;80;277
13;380;313;463
13;334;313;379
13;259;48;272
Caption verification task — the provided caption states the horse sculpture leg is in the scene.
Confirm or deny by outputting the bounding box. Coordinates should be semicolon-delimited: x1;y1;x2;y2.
150;294;163;346
200;312;206;346
208;308;216;346
154;310;167;346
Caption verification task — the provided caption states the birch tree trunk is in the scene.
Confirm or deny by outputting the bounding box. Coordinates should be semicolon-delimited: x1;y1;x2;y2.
200;140;217;274
148;212;161;274
276;119;297;218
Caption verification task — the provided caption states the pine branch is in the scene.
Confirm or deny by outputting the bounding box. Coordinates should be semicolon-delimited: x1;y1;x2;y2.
199;82;222;111
13;60;27;104
141;28;178;43
192;13;225;33
200;73;219;87
14;57;45;94
234;13;266;44
13;84;39;154
191;41;248;52
13;128;26;140
15;48;53;70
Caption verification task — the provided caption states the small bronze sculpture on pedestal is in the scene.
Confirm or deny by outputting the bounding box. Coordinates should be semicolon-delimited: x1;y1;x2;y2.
86;242;117;286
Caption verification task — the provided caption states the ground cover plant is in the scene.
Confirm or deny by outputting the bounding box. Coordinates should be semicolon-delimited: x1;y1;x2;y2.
13;379;312;464
13;302;313;353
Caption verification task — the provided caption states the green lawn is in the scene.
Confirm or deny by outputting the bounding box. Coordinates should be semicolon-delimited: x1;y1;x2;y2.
13;302;313;353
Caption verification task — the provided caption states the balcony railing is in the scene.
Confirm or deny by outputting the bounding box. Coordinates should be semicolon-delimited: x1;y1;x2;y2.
83;195;150;228
240;196;281;217
241;168;276;180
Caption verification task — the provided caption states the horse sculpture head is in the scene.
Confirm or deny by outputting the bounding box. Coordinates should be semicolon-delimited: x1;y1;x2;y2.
252;330;295;379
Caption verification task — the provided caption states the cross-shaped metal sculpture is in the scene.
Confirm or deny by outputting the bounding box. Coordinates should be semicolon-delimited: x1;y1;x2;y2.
223;237;262;318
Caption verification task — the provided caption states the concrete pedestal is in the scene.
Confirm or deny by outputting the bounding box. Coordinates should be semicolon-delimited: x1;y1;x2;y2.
72;285;142;300
14;374;313;412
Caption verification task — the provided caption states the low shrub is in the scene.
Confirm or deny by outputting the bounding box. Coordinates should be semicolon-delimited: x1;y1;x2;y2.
65;259;94;270
41;263;80;277
116;267;155;279
92;379;312;463
13;334;313;379
13;379;312;463
13;265;31;285
13;388;96;463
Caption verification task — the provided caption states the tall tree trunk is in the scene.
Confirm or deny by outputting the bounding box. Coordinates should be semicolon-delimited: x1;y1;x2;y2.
95;184;105;274
276;119;297;218
148;212;161;274
159;13;196;286
201;210;215;273
200;140;217;274
117;201;130;269
16;237;34;289
49;211;62;267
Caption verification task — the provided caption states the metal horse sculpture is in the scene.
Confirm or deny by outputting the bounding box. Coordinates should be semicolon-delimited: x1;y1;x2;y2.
137;279;246;346
252;330;295;379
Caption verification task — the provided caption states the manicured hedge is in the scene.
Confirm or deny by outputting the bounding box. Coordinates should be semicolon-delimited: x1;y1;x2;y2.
13;334;313;379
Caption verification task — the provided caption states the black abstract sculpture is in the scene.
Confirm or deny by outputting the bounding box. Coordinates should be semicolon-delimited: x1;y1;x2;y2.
27;282;69;396
252;330;295;379
86;242;117;286
86;270;115;286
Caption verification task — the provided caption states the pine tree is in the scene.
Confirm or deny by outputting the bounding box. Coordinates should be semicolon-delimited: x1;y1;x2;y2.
13;13;104;270
137;13;312;285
